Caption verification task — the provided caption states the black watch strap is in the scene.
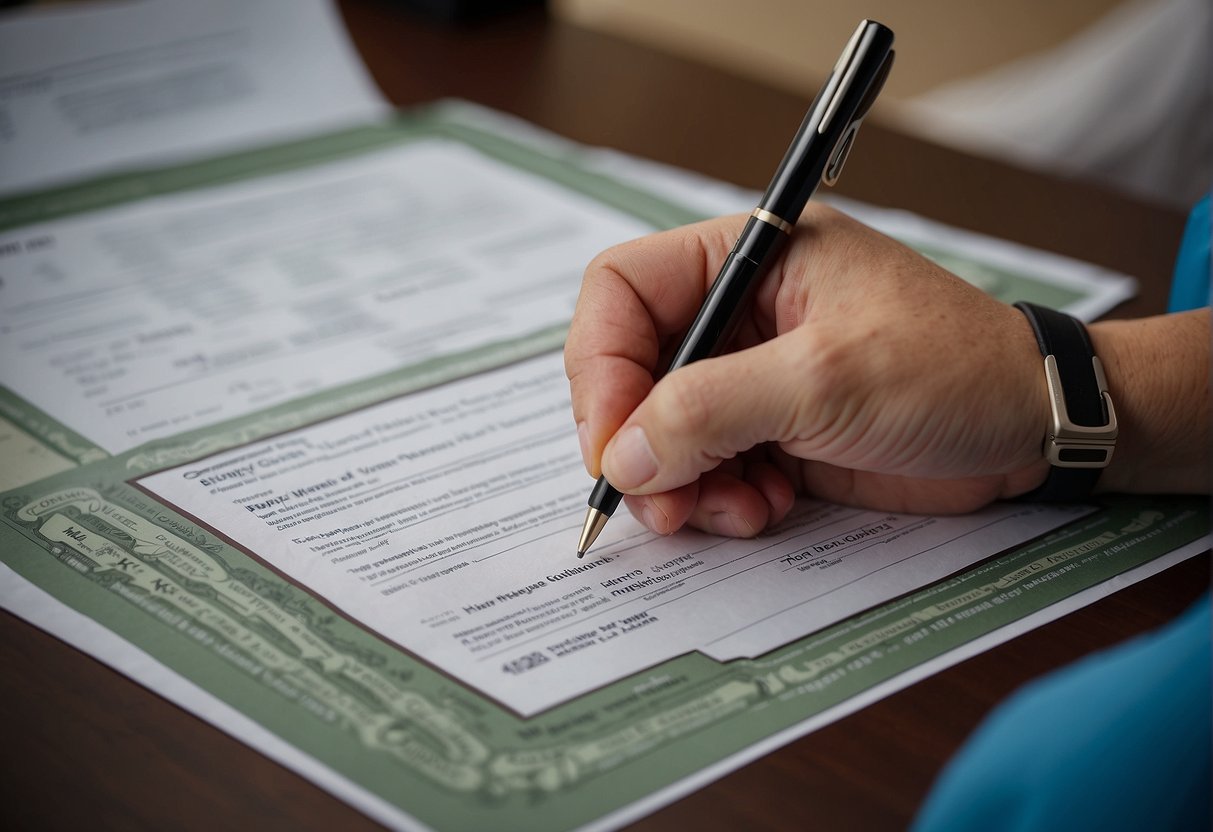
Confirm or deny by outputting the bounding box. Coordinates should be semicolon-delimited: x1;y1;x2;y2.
1014;302;1117;502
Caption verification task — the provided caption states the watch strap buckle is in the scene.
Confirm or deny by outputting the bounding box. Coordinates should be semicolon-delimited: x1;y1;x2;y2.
1043;354;1118;468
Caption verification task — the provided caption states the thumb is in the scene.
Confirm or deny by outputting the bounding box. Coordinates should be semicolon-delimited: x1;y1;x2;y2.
601;337;805;495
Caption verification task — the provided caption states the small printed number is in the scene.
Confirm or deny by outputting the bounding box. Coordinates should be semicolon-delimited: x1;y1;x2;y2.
502;651;549;675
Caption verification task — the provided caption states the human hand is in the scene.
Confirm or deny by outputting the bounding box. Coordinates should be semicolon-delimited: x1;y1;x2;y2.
564;204;1053;538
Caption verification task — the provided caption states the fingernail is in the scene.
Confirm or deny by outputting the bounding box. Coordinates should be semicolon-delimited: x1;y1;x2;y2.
642;505;661;534
709;511;756;538
577;422;591;473
605;426;658;489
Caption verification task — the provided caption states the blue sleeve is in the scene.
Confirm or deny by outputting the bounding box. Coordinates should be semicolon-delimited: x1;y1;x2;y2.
912;595;1211;832
1168;193;1210;313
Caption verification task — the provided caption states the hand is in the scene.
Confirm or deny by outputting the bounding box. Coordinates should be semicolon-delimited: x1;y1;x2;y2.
564;204;1053;538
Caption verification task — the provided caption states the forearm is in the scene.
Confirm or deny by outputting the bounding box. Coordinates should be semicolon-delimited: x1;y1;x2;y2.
1089;308;1210;495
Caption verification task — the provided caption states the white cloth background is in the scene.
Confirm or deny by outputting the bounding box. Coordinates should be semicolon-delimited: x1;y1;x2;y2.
895;0;1211;208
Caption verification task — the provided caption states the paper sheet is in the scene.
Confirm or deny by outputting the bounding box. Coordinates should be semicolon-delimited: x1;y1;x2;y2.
0;0;388;195
0;139;651;453
138;350;1088;714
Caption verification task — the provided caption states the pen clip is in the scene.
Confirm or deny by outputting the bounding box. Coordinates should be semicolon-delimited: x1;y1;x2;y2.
822;49;894;187
816;23;867;136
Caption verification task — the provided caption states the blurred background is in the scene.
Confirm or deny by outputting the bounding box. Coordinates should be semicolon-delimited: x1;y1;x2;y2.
7;0;1209;208
553;0;1210;209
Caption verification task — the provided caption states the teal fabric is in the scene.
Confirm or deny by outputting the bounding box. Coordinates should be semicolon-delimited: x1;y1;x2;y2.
914;197;1212;832
1169;194;1211;313
913;597;1211;832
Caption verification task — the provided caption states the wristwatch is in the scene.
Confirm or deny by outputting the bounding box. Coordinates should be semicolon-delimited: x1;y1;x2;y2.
1013;302;1118;501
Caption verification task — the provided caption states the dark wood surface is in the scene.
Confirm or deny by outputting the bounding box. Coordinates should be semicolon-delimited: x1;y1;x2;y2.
1;3;1206;830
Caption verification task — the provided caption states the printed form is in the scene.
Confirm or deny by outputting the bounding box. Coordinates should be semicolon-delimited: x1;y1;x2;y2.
0;140;651;453
0;0;387;195
141;352;1087;715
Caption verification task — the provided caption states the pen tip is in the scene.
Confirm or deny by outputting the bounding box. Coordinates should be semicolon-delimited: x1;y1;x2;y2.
576;507;609;560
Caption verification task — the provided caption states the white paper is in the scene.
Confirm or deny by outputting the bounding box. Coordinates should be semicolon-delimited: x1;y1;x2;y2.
140;350;1089;715
0;0;389;195
0;140;652;453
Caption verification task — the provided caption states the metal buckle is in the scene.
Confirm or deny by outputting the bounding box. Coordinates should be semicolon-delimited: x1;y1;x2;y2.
1043;354;1118;468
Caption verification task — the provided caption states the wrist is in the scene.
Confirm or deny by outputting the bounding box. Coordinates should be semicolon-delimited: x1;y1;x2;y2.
1088;310;1211;495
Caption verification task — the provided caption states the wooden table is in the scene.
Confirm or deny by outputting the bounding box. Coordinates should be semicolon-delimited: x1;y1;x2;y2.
1;4;1206;829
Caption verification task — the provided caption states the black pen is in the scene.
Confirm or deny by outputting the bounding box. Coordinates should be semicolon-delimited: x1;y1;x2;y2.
576;20;895;558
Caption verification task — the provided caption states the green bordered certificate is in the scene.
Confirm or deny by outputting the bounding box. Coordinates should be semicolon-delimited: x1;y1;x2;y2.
1;102;1202;831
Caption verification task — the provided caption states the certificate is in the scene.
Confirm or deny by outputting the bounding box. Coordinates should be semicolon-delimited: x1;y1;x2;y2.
140;350;1090;715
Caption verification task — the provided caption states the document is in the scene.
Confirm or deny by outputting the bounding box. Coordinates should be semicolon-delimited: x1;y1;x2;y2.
1;2;1203;831
0;139;651;453
140;350;1087;714
0;0;387;195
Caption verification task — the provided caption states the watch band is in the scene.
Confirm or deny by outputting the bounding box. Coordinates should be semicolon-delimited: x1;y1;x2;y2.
1014;302;1118;501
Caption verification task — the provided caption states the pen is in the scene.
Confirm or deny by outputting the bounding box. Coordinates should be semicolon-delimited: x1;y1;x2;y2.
576;19;895;558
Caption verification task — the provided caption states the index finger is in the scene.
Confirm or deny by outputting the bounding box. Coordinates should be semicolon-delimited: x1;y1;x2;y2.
564;215;744;475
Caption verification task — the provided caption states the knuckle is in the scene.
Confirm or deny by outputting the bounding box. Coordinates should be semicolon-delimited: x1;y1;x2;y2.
584;244;629;285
